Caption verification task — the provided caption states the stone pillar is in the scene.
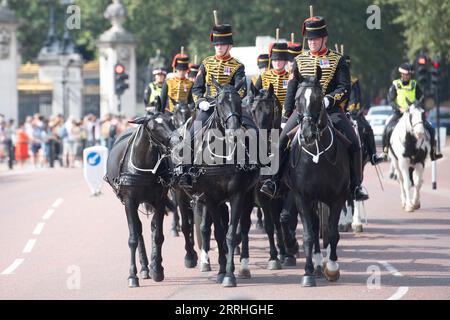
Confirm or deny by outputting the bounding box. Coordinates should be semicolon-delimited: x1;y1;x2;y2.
0;0;19;122
97;0;137;118
37;0;83;119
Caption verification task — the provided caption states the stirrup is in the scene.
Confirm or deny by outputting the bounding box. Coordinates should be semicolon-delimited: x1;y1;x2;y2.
354;185;369;201
260;180;278;199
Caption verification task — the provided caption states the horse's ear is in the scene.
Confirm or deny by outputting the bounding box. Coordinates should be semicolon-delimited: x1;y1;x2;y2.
315;66;322;83
211;75;222;92
128;116;150;125
267;83;274;97
169;97;177;107
235;77;246;92
155;96;163;112
250;81;258;97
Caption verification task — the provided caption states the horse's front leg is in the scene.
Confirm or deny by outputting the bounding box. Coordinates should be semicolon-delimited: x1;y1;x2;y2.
150;202;166;282
238;196;254;278
176;190;198;269
223;192;249;287
324;201;344;282
412;164;424;210
294;193;316;287
124;198;141;287
199;204;213;272
206;201;227;284
399;158;414;211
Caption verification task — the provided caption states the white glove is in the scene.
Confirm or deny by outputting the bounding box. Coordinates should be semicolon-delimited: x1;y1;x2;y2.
199;100;211;111
281;122;286;129
323;97;331;109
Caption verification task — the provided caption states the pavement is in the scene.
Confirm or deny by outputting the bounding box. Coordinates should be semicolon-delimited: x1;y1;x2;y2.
0;140;449;300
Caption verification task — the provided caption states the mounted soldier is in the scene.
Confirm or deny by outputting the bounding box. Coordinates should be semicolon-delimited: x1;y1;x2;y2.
251;54;270;86
287;33;302;75
260;15;370;202
381;62;442;161
159;51;194;113
254;40;290;117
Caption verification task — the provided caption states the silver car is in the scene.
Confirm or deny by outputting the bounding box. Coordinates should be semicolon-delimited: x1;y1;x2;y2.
366;105;394;142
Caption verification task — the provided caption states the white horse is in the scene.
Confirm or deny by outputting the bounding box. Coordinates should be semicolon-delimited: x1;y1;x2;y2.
389;103;430;212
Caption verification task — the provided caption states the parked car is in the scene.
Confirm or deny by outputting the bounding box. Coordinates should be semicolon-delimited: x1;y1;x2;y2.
428;106;450;136
366;105;394;142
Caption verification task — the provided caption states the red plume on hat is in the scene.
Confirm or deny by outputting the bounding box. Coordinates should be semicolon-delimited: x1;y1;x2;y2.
172;53;189;69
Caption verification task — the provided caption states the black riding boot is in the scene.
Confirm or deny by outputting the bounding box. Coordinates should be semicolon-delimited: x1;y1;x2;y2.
366;129;384;165
260;150;289;198
350;149;369;201
427;124;443;161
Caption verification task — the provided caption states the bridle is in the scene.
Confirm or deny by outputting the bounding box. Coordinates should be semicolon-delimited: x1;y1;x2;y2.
214;87;242;130
251;91;281;130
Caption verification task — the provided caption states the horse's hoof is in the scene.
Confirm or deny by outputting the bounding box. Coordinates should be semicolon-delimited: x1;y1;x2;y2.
200;263;212;272
301;275;316;287
217;273;226;284
171;229;180;237
151;270;165;282
238;268;251;279
222;276;237;288
314;266;324;278
405;205;414;212
234;246;241;256
352;224;363;233
413;203;421;210
128;277;139;288
278;254;286;263
140;270;150;280
283;256;296;267
324;266;340;282
267;260;282;270
185;257;197;269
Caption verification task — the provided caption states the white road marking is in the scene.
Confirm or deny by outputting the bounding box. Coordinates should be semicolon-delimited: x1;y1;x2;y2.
33;222;45;235
379;261;403;277
52;198;64;208
387;287;409;300
43;209;55;220
1;259;25;275
23;239;37;253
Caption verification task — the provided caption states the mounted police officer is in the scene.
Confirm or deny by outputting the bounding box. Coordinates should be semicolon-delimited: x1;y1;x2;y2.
254;42;290;115
381;63;442;161
159;53;194;113
345;54;384;165
144;67;167;110
251;54;270;86
260;16;370;202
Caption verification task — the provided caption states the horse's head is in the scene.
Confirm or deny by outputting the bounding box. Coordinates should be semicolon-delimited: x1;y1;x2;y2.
250;83;282;130
170;97;192;128
295;67;325;143
404;98;426;140
129;110;180;152
211;75;245;130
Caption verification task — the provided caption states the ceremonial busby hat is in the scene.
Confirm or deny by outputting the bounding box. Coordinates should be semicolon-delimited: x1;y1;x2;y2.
302;16;328;39
257;54;270;69
288;43;302;61
188;63;200;78
210;24;233;45
172;54;190;71
270;42;289;61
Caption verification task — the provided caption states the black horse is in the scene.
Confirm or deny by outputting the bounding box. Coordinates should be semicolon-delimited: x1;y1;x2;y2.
250;83;293;269
285;69;350;287
174;76;260;287
105;106;187;288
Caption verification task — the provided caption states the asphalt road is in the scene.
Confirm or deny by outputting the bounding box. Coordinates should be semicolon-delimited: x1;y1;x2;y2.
0;143;449;300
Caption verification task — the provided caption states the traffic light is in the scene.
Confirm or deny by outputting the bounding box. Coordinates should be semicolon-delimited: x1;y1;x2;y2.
430;59;441;93
114;63;129;97
416;54;429;92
